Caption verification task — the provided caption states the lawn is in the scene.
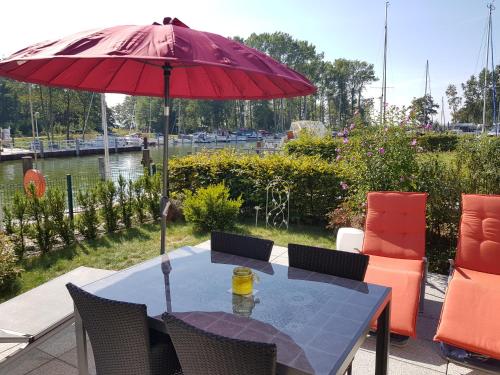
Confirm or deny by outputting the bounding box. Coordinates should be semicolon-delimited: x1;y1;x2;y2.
1;220;335;303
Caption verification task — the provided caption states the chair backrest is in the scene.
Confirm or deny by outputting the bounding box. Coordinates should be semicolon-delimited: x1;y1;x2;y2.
211;231;274;261
163;313;276;375
456;194;500;275
288;243;369;281
66;283;152;375
362;191;427;260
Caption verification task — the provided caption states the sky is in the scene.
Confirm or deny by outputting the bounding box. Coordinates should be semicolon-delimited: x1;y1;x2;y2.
1;0;498;121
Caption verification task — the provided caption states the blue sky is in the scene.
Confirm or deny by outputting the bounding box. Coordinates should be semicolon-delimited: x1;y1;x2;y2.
1;0;498;119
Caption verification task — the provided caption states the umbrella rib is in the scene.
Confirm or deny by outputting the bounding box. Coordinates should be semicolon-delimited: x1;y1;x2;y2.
102;59;129;92
131;61;147;93
217;68;244;97
44;58;82;85
201;65;221;97
244;71;270;98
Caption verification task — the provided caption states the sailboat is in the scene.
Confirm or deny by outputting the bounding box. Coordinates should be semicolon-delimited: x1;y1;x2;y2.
482;3;498;135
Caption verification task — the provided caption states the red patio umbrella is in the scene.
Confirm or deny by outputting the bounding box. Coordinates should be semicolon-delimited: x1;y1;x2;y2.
0;17;316;253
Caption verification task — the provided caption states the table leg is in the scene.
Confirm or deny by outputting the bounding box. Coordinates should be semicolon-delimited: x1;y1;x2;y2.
75;306;89;375
375;301;390;375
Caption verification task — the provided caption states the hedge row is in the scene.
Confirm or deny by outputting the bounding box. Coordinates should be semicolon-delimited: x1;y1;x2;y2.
169;150;342;223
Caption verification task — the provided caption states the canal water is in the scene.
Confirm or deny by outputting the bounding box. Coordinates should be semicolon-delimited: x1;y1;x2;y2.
0;143;256;185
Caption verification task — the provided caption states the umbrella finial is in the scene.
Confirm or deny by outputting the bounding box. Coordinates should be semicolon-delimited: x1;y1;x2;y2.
162;17;172;25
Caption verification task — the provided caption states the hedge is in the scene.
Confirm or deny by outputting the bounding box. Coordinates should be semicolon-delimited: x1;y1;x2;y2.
417;133;459;152
169;150;342;223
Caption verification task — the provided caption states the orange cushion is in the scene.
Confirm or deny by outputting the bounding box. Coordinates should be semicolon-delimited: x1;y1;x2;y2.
456;194;500;275
434;267;500;359
364;255;424;337
363;192;427;260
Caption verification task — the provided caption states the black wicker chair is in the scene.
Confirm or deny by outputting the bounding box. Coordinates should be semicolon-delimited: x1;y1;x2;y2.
66;283;182;375
211;231;274;261
163;313;277;375
288;243;369;281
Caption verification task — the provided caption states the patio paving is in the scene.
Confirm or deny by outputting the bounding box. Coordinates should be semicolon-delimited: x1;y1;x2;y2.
2;243;492;375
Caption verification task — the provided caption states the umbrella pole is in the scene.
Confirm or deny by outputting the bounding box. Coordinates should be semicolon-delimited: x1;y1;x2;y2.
160;65;172;255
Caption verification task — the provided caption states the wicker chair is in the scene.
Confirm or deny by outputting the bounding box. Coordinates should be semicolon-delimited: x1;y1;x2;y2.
288;243;369;281
288;244;369;375
66;283;182;375
163;313;277;375
211;231;274;261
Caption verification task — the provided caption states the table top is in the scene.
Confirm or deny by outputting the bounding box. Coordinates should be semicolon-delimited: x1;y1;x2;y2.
83;246;390;375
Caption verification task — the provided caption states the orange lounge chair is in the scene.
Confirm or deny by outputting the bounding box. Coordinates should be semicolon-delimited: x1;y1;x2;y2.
361;192;427;338
434;194;500;371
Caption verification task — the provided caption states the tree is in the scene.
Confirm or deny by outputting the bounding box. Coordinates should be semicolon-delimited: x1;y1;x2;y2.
410;94;439;125
445;84;462;122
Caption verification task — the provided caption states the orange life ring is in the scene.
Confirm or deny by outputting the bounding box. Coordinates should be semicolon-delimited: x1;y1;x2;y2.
24;169;46;197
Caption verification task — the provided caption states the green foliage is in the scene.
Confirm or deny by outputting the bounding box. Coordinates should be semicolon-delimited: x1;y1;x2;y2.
285;134;340;160
183;184;243;232
27;184;56;254
97;180;118;233
76;188;99;239
0;232;22;293
417;133;459;152
456;136;500;194
169;150;342;223
46;188;74;246
118;175;133;228
133;179;148;223
141;173;161;219
2;206;14;235
11;192;29;258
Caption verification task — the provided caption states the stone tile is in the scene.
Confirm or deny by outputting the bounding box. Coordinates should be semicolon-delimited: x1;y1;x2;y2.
24;358;77;375
447;362;492;375
271;256;289;266
3;349;53;375
58;343;96;375
38;325;76;357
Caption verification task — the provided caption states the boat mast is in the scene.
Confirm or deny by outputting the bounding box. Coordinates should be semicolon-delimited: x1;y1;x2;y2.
424;60;429;125
489;4;498;135
380;1;389;125
441;96;446;130
482;3;494;133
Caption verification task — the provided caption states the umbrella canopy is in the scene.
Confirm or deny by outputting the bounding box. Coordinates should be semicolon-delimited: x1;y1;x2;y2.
0;18;315;99
0;17;316;255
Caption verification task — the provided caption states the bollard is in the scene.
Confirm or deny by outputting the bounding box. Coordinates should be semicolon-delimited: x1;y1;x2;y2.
142;149;151;174
114;138;118;153
151;163;157;175
22;156;33;175
66;174;74;221
98;157;106;181
75;139;80;156
39;140;44;158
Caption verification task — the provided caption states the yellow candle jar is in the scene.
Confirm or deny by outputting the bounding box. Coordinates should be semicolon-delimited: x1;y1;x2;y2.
232;267;255;296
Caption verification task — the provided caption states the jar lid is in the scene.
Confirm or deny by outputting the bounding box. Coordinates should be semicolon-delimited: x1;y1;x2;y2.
233;266;252;276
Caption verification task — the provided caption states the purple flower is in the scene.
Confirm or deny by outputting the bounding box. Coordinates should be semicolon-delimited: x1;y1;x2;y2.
378;147;385;154
343;137;349;144
411;139;417;146
349;123;355;130
367;151;373;157
340;181;349;190
336;154;342;161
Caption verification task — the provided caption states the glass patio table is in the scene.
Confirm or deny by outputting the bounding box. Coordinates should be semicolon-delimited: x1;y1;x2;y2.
76;246;391;375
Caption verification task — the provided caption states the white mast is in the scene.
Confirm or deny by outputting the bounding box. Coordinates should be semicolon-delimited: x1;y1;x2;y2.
101;94;110;179
380;1;389;125
482;3;494;133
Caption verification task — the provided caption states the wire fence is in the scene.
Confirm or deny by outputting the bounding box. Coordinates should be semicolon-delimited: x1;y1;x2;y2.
0;169;145;215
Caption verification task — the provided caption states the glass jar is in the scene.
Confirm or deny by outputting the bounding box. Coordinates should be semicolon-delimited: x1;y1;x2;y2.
232;266;255;295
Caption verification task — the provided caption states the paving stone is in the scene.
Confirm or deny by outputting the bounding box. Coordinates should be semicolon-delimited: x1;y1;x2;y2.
38;325;76;357
3;349;53;375
24;358;78;375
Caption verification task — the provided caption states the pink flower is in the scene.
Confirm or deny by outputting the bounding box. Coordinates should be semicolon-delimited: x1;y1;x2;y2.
400;176;405;182
411;139;417;146
349;123;355;130
367;151;373;157
384;127;388;132
343;137;349;144
378;147;385;154
336;155;342;161
340;181;349;190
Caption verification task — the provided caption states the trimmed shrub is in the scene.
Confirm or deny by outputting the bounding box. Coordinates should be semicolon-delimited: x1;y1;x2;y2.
9;192;29;258
118;175;133;228
417;133;459;152
76;188;99;239
183;183;243;232
169;150;342;223
285;134;340;160
0;232;22;293
27;184;56;254
97;180;118;233
46;188;74;246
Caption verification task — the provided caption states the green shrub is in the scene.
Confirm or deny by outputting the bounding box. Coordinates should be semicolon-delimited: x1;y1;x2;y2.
133;179;148;223
169;150;341;223
285;133;340;160
2;206;14;235
10;192;29;258
76;188;99;239
417;133;459;152
143;173;161;219
118;175;133;228
0;232;22;293
97;180;118;233
183;183;243;232
27;184;55;254
456;136;500;194
46;188;74;246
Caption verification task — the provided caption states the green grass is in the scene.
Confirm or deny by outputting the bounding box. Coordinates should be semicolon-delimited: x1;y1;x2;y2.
1;220;334;303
